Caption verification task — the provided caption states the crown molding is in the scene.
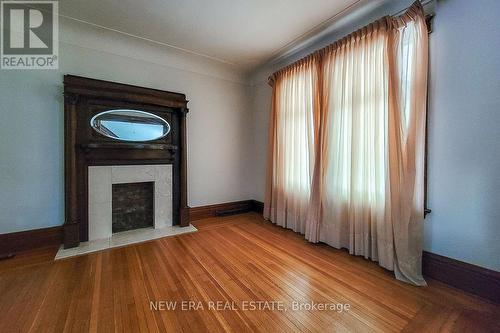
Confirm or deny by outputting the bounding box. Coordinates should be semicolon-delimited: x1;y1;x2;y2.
264;0;378;67
249;0;436;85
58;16;250;85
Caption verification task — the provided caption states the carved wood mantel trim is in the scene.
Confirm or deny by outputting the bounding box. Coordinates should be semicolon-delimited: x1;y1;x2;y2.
63;75;190;248
179;107;189;227
64;92;80;247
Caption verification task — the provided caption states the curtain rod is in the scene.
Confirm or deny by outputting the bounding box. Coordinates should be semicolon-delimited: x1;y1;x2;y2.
269;1;431;82
393;0;434;17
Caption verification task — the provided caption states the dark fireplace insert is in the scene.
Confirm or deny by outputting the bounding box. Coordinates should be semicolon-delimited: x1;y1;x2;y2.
112;182;154;233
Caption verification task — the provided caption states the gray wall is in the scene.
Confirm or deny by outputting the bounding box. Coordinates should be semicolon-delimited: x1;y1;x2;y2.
424;0;500;271
0;18;253;234
249;82;272;204
249;0;500;271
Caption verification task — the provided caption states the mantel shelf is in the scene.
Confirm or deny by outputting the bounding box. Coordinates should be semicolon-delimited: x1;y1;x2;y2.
79;143;178;150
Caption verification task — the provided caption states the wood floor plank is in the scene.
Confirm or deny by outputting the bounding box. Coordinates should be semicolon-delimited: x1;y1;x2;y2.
0;213;498;332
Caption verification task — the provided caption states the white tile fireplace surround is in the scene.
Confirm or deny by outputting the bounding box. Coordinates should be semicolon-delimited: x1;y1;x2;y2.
89;164;172;240
56;164;196;260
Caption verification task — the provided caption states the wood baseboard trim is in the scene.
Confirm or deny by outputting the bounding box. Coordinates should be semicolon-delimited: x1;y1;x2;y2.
422;251;500;303
0;226;63;255
251;200;264;214
189;200;265;221
189;200;254;221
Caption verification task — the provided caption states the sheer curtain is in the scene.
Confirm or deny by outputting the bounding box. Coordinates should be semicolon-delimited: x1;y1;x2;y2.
265;2;428;285
309;20;394;270
264;56;320;233
386;5;429;285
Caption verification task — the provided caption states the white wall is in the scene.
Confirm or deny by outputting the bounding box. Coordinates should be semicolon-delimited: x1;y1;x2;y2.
0;17;253;234
424;0;500;271
249;0;500;271
249;82;272;202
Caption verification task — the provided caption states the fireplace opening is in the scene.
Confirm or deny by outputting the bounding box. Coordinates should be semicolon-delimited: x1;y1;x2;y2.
112;182;154;233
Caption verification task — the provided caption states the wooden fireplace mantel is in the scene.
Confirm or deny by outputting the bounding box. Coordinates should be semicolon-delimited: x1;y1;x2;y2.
63;75;189;249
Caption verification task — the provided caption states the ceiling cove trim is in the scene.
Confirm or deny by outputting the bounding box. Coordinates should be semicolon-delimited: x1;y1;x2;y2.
23;1;240;68
265;0;365;66
264;0;435;68
58;14;238;67
24;3;248;83
59;39;249;85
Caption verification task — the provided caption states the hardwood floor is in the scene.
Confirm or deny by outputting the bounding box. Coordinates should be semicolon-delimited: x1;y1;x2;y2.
0;213;498;332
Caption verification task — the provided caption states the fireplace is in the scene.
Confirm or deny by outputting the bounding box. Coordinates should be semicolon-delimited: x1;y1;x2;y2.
112;182;154;233
62;75;190;249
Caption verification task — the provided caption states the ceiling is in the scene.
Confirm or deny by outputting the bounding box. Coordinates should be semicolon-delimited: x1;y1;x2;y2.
59;0;363;71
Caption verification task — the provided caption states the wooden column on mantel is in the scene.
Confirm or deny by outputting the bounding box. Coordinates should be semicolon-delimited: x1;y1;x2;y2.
63;93;80;248
178;107;190;227
63;75;190;249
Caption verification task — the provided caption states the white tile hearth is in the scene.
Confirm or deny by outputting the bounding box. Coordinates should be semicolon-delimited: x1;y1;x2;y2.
55;224;197;260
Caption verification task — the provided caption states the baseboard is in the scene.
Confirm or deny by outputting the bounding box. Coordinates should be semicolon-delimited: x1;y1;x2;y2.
189;200;253;220
189;200;264;221
251;200;264;214
0;226;63;255
423;251;500;303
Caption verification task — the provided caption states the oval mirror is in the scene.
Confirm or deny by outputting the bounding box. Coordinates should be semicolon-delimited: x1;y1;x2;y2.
90;109;170;142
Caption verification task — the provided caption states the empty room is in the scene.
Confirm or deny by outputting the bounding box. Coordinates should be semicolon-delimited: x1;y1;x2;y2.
0;0;499;332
